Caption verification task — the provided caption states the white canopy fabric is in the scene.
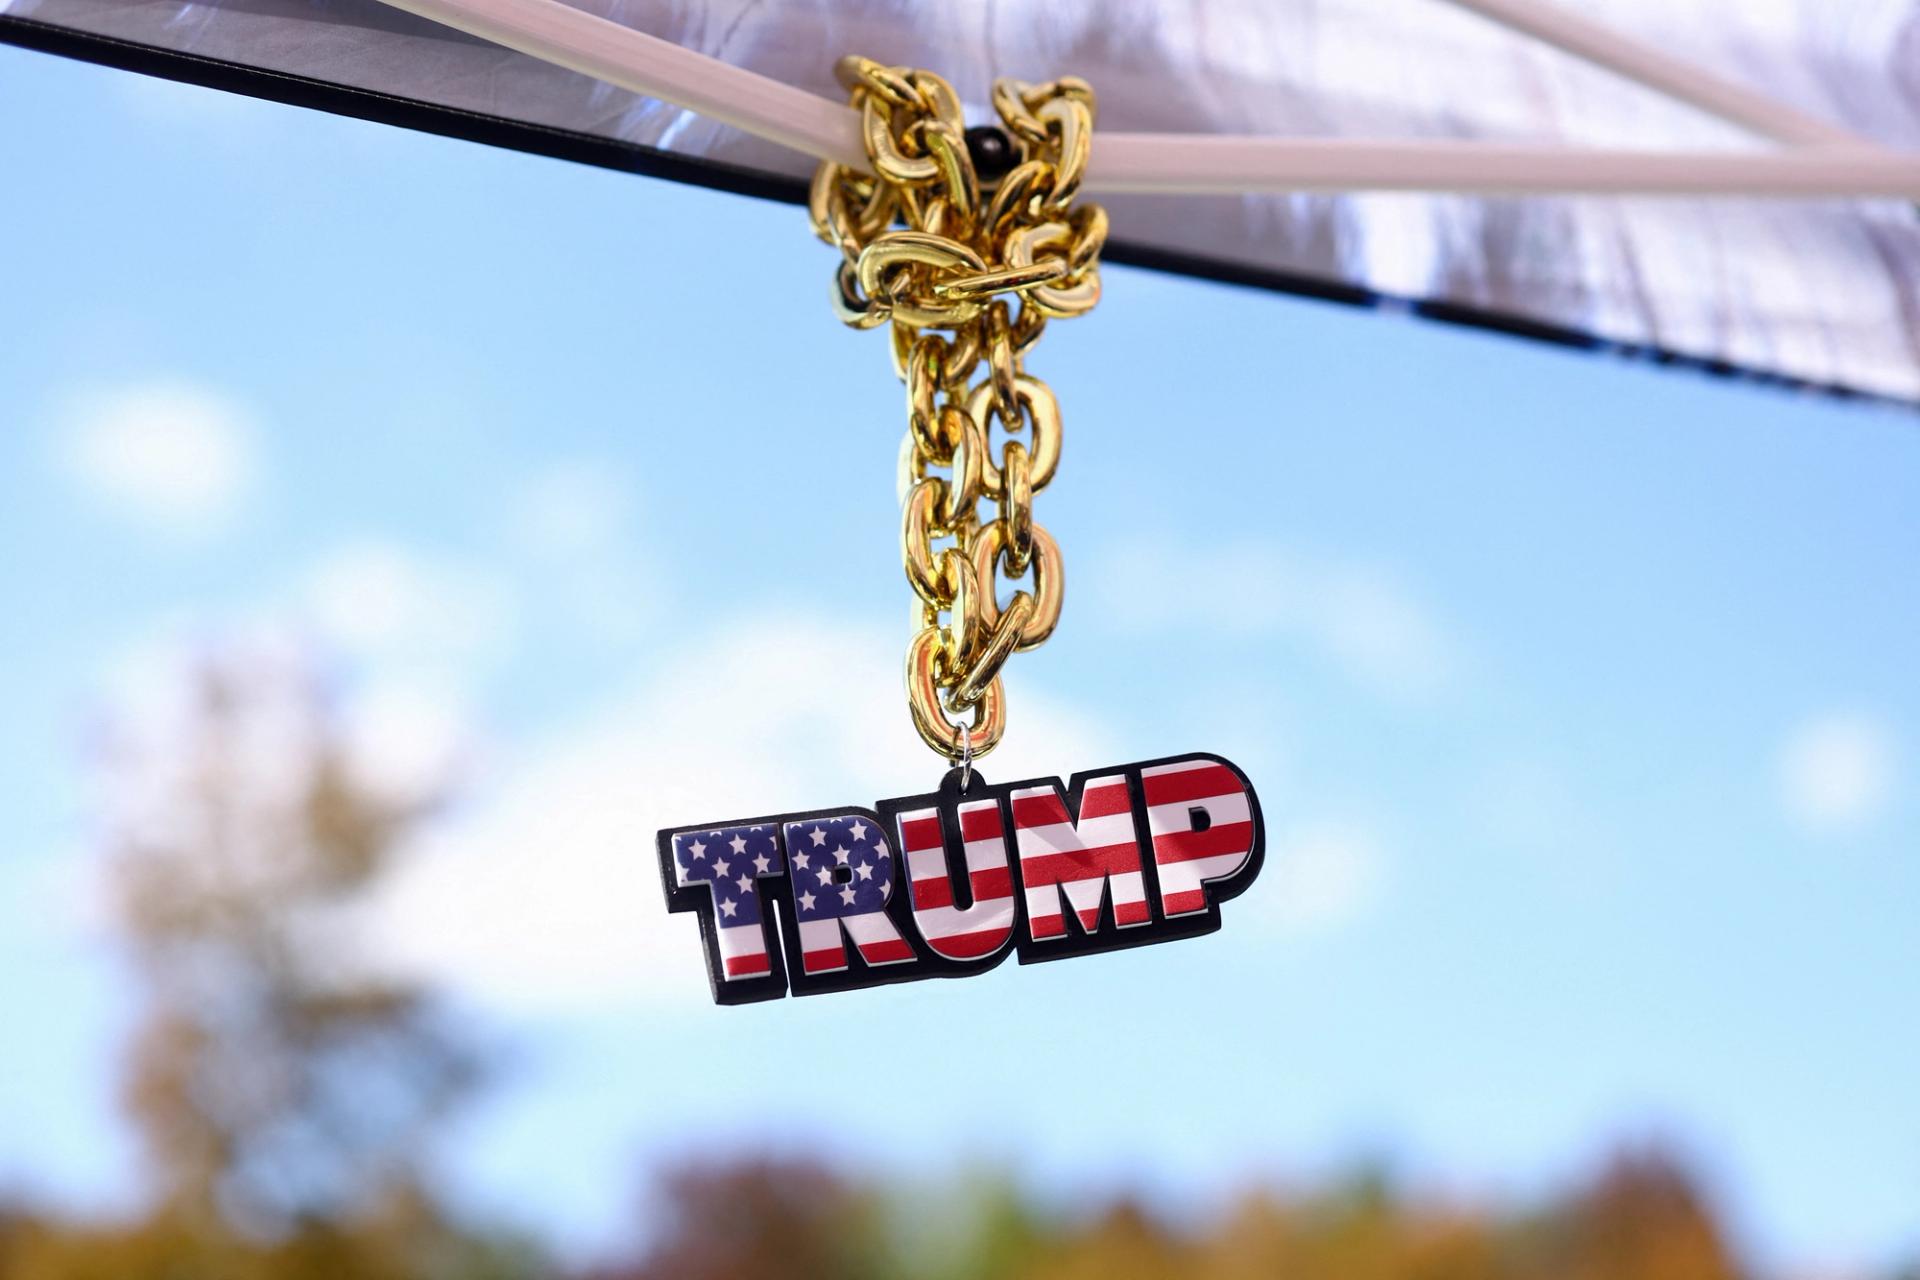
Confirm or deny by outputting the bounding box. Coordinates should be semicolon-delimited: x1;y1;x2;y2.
5;0;1918;403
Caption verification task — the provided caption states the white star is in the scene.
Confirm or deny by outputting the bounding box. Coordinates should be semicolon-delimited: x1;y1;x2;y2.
839;886;857;905
799;889;816;911
793;851;811;871
809;826;827;847
729;834;747;855
687;838;707;859
848;820;868;843
753;853;772;874
832;845;850;865
816;866;833;886
712;857;731;878
735;873;752;894
719;898;738;919
855;861;874;881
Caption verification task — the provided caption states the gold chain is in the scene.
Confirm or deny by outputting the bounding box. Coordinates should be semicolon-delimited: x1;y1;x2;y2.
810;56;1106;763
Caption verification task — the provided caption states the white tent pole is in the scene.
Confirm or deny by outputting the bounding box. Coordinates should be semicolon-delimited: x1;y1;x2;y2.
1089;136;1920;197
371;0;866;165
1432;0;1864;148
368;0;1920;198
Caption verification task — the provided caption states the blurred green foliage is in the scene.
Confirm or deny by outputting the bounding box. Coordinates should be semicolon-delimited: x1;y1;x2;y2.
584;1146;1752;1280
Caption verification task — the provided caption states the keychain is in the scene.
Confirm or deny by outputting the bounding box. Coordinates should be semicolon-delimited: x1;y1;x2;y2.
659;59;1265;1003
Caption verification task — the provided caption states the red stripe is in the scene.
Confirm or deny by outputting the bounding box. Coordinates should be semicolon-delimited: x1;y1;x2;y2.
1011;792;1069;829
724;953;770;978
802;947;846;973
1153;821;1254;864
1028;911;1065;939
1077;781;1133;818
924;925;1012;959
1161;888;1207;916
1012;783;1133;831
970;866;1013;899
858;937;915;965
1018;842;1141;886
911;874;954;911
899;815;942;852
1142;762;1243;806
1066;894;1148;931
958;805;1003;841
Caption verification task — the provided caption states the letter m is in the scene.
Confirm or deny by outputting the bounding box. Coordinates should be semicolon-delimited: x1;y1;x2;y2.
1010;772;1150;940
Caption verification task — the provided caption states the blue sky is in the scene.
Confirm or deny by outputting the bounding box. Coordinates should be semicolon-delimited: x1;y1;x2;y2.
2;43;1917;1273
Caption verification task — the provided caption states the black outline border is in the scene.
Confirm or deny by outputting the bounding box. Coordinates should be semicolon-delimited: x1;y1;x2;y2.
658;750;1265;1005
4;14;1912;412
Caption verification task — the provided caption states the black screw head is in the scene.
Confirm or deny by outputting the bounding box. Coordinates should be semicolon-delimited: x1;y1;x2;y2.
964;124;1016;182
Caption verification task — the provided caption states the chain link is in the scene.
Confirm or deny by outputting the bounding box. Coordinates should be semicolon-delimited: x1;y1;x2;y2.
812;56;1105;762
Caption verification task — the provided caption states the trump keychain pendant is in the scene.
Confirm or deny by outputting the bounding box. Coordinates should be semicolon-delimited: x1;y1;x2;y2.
658;59;1265;1003
661;753;1264;1005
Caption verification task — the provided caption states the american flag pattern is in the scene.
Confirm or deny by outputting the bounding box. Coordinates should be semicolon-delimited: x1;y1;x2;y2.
895;798;1016;961
1144;757;1257;915
672;824;785;981
1010;772;1151;939
781;814;916;975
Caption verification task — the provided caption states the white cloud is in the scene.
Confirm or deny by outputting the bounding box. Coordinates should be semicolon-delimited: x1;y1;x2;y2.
360;613;1108;1012
1092;539;1456;703
1779;712;1897;836
301;542;519;686
59;380;258;536
341;682;472;810
511;460;635;560
1255;820;1385;935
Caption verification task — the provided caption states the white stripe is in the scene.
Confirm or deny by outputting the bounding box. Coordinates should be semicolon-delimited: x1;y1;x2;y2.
1156;851;1253;896
1140;757;1222;779
910;840;1010;881
913;900;1016;940
843;911;907;952
717;920;766;960
1015;812;1138;857
1062;868;1144;907
964;836;1008;873
1010;776;1128;804
1147;791;1252;837
798;916;843;957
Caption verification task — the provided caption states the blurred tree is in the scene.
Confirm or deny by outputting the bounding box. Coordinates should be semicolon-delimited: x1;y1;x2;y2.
1513;1145;1745;1280
99;651;478;1237
0;1192;545;1280
1194;1170;1502;1280
587;1145;1755;1280
1010;1198;1186;1280
587;1158;893;1280
0;642;546;1279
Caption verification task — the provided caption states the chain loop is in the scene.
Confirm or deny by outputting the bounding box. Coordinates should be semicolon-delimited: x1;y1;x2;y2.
812;61;1102;762
971;374;1061;496
971;521;1063;653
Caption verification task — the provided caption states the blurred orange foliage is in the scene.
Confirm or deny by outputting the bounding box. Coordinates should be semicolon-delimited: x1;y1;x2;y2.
587;1147;1750;1280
